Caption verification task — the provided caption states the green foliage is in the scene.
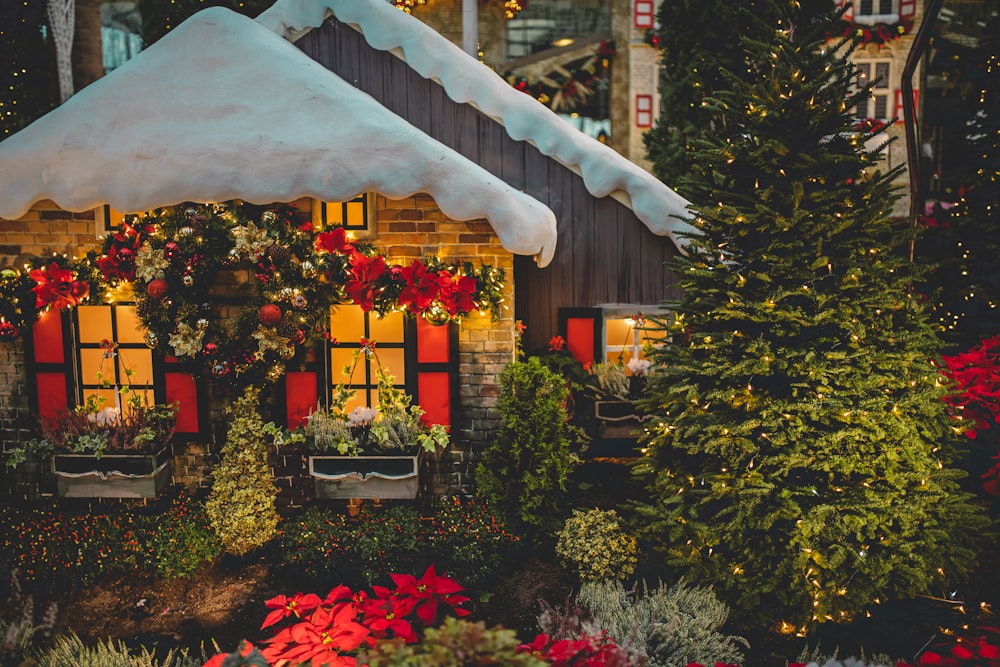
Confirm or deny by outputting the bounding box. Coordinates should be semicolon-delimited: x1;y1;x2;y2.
633;0;991;629
145;493;223;579
539;579;747;667
474;356;584;540
555;509;637;583
31;633;203;667
0;573;57;666
206;386;281;556
363;617;548;667
279;497;520;589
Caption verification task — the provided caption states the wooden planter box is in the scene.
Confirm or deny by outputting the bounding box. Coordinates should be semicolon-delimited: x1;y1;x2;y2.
308;455;419;500
51;444;173;499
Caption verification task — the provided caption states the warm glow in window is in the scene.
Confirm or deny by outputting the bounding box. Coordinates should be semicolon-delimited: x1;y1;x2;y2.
316;195;373;235
604;314;665;366
75;304;154;414
328;305;407;411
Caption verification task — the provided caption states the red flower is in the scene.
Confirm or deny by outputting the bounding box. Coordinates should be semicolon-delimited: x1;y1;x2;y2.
201;640;258;667
97;223;143;282
263;603;369;667
398;260;445;314
389;564;471;624
261;592;323;629
29;262;90;309
344;252;387;311
439;273;478;316
358;590;418;642
549;335;566;352
315;227;355;255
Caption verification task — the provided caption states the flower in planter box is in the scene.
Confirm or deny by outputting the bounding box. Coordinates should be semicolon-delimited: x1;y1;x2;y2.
304;343;449;457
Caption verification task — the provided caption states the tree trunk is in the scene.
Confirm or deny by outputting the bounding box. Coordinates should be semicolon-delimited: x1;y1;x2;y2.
72;0;104;91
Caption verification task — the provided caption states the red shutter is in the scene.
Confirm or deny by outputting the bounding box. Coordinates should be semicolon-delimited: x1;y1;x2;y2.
894;88;918;124
560;308;602;366
899;0;915;20
414;317;455;427
285;371;318;429
165;371;201;433
28;309;70;421
633;0;654;29
841;0;854;20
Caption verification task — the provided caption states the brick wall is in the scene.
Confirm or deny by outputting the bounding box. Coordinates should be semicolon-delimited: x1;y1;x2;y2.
0;200;102;264
375;194;516;496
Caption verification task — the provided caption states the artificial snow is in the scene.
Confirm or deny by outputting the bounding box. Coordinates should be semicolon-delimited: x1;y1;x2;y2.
0;8;557;266
257;0;697;249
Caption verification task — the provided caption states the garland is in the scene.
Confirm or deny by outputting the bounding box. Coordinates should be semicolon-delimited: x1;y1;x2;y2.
1;201;505;387
830;17;913;46
393;0;526;20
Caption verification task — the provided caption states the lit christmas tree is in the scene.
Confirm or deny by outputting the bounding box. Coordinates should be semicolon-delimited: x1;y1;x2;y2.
634;0;989;631
0;1;57;137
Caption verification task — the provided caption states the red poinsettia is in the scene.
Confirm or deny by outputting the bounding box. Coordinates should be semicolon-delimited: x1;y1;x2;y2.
344;252;387;311
941;336;1000;438
357;588;419;642
29;262;90;309
261;602;370;667
97;222;143;282
439;273;478;316
519;632;631;667
389;564;472;624
398;260;447;314
201;640;263;667
260;592;323;629
315;227;356;255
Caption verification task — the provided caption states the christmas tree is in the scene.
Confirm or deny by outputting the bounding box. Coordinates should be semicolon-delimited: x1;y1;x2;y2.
633;0;988;631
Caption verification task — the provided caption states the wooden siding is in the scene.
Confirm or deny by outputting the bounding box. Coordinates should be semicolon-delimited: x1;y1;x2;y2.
295;19;683;352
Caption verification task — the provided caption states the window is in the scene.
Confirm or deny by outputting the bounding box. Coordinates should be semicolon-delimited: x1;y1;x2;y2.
316;194;375;238
854;60;892;121
26;305;204;436
853;0;896;23
283;305;458;430
559;307;666;368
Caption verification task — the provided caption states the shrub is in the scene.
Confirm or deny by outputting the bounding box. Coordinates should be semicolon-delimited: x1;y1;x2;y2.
474;356;584;540
363;617;548;667
144;492;222;579
205;386;280;555
425;496;521;589
555;509;637;583
538;579;748;667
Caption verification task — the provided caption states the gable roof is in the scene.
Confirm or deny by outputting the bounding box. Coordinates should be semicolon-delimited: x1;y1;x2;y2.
257;0;697;249
0;7;557;265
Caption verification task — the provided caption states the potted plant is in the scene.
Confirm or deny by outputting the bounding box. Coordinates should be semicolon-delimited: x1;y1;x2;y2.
584;356;654;452
6;340;178;498
303;347;449;500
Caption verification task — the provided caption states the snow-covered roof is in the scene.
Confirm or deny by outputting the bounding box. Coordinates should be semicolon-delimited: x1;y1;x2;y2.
257;0;697;249
0;8;557;266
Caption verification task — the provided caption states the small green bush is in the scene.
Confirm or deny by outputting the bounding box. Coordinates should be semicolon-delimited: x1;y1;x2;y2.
555;508;637;583
145;493;222;579
363;617;548;667
538;579;748;667
205;386;280;556
425;496;521;588
474;356;585;540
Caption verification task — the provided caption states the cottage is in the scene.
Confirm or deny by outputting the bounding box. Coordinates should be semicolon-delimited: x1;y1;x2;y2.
0;0;692;499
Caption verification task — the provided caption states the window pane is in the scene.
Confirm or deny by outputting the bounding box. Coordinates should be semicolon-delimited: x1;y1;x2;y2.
605;318;633;350
331;347;363;380
82;387;119;412
369;310;405;343
80;348;112;386
324;202;344;226
115;305;146;344
879;0;893;13
330;305;366;342
374;347;406;383
118;348;153;386
859;0;874;14
77;305;113;344
344;199;366;229
874;94;888;119
874;62;890;89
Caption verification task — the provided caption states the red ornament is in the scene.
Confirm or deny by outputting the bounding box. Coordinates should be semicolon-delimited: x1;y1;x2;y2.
259;303;283;326
146;278;169;300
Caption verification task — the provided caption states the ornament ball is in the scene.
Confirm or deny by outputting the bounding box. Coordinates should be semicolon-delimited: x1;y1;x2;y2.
259;303;283;326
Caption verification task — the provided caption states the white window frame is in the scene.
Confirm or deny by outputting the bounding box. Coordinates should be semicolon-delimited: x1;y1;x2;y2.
853;59;893;123
853;0;898;25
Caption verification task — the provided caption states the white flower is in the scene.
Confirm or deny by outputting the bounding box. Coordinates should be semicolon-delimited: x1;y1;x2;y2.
347;406;379;427
135;245;169;281
627;357;652;376
87;407;120;426
169;322;206;357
